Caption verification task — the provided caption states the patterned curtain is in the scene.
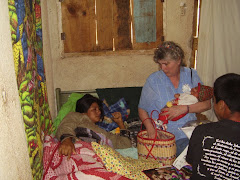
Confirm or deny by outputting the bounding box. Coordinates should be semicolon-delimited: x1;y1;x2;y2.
8;0;55;179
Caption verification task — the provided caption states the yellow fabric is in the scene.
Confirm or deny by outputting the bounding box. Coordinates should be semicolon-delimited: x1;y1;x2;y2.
91;142;163;180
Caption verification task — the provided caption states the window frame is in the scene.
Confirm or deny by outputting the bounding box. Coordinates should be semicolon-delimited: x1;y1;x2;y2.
60;0;164;55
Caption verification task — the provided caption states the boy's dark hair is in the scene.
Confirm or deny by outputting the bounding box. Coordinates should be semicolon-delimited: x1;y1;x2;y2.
214;73;240;113
76;94;104;120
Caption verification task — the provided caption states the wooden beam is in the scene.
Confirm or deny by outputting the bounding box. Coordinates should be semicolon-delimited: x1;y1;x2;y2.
96;0;113;51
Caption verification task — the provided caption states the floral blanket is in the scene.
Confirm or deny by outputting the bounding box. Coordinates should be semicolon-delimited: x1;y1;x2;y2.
43;135;129;180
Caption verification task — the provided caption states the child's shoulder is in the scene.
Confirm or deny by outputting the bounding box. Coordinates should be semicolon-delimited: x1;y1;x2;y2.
192;121;217;134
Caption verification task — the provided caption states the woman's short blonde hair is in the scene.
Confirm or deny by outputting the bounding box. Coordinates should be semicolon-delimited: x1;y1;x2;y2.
153;41;185;65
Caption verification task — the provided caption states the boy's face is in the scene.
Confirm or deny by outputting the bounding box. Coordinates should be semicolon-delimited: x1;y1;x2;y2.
191;87;199;98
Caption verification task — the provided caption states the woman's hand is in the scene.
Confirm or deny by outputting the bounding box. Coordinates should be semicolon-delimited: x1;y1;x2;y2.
161;105;188;120
112;112;125;129
147;127;160;139
138;108;161;139
58;137;76;160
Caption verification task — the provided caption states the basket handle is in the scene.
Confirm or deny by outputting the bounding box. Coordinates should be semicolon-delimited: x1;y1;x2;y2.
140;110;161;159
141;109;160;138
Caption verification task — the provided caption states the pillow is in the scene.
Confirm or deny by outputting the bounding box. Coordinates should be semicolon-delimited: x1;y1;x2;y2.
102;100;114;119
108;98;129;121
96;87;142;120
96;98;129;132
53;93;83;134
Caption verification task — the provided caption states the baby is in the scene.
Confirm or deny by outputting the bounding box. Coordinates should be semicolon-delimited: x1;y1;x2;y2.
167;83;213;107
158;83;213;129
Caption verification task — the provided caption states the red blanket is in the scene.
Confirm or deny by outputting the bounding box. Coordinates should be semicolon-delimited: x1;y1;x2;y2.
43;135;129;180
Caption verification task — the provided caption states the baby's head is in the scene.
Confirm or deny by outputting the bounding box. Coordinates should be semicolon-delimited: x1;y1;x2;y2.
191;83;213;102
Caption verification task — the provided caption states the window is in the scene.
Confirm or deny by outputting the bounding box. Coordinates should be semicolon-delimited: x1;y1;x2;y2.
61;0;163;53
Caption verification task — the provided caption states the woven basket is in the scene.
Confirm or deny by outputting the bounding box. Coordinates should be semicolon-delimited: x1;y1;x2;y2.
137;110;177;165
137;129;176;165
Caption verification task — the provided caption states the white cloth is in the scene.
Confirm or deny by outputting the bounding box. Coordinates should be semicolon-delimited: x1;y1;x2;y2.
177;93;198;105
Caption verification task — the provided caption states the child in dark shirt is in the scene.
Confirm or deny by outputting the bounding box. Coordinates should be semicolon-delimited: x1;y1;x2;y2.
186;73;240;179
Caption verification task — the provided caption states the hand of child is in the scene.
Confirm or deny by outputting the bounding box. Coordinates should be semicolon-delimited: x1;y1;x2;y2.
58;137;76;160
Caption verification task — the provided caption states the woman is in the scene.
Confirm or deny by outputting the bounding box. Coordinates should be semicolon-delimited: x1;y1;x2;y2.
138;41;211;155
56;94;132;159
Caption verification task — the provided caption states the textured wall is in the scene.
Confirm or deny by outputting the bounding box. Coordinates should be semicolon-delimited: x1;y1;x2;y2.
55;53;158;90
42;0;194;119
164;0;194;66
41;0;56;121
0;1;32;179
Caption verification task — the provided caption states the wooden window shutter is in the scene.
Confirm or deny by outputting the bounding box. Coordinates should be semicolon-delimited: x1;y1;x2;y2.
61;0;163;53
61;0;96;53
96;0;132;51
96;0;113;51
132;0;163;49
112;0;132;50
